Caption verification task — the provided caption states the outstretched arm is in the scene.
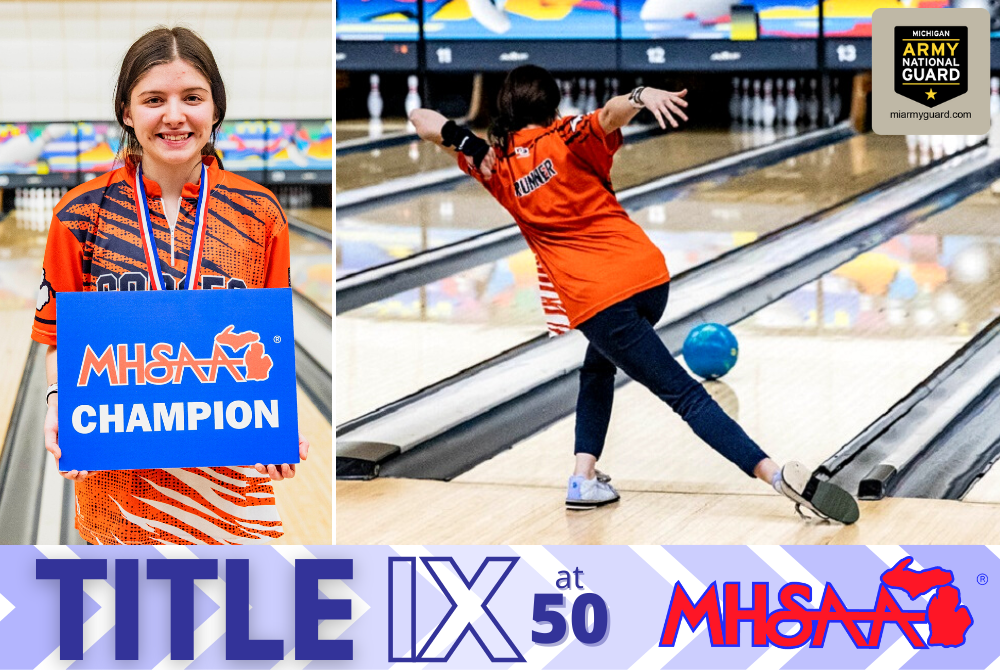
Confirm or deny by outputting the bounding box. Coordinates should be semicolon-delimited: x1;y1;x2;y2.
410;108;449;144
599;87;689;135
409;109;497;179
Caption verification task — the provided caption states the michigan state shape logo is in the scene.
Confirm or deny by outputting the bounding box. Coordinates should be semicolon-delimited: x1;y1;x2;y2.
895;26;968;107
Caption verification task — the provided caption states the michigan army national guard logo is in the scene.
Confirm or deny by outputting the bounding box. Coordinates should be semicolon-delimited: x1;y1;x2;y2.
895;26;968;107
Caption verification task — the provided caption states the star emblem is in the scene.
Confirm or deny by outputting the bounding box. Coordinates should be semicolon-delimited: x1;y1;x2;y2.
926;89;937;100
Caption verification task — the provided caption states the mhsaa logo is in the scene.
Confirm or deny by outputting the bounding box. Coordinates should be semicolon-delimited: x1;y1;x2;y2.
660;557;972;649
78;325;273;386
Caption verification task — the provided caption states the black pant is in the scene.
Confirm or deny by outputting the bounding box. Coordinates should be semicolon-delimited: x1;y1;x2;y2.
574;282;769;477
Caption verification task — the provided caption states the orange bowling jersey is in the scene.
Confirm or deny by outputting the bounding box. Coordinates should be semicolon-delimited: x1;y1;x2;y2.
32;156;291;545
458;111;669;334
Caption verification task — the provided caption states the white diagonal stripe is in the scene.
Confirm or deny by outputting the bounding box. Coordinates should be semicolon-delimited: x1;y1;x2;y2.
151;546;225;670
865;632;924;670
387;545;438;670
628;546;707;670
865;546;932;670
388;545;495;668
272;546;370;664
35;546;116;670
271;647;310;670
512;545;598;670
746;546;824;670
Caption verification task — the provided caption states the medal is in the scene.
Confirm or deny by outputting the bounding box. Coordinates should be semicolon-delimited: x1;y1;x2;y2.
133;161;209;290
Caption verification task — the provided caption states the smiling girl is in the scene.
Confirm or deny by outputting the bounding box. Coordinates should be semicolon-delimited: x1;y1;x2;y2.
31;27;307;545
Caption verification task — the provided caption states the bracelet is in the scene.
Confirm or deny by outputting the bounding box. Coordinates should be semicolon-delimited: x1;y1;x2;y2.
628;86;646;110
46;383;58;404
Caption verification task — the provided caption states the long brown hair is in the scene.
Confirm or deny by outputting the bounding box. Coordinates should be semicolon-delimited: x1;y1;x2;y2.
114;26;227;169
489;65;560;151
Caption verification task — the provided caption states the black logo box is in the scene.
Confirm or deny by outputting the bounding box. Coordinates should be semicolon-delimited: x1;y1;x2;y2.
894;25;968;107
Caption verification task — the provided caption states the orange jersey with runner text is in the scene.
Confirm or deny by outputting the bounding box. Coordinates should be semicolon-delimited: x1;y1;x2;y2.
32;156;291;545
458;111;669;334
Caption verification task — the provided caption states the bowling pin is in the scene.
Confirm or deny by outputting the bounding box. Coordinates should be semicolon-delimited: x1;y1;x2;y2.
775;79;785;127
931;134;944;159
575;78;587;114
610;77;619;99
367;74;383;121
586;79;597;114
989;77;1000;146
799;78;807;124
602;77;611;105
752;79;763;126
830;79;842;122
806;78;819;127
943;134;959;155
740;78;751;125
762;79;776;128
729;77;741;124
784;79;798;126
559;80;573;117
31;189;42;231
404;75;421;131
405;75;421;116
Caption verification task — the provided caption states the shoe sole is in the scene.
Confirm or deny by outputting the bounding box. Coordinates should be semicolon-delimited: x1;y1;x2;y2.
565;496;620;510
782;462;859;525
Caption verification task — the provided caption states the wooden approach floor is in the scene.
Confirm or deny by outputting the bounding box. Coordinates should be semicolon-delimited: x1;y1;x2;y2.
290;207;333;233
337;478;1000;545
271;387;332;544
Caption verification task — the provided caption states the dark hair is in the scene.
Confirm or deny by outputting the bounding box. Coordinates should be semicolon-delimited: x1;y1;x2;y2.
489;65;560;150
114;26;226;168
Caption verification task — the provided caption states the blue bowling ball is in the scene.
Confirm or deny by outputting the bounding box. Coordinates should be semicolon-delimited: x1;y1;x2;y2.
683;323;739;380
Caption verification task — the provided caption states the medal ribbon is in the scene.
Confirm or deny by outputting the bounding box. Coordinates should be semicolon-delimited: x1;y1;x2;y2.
133;161;209;290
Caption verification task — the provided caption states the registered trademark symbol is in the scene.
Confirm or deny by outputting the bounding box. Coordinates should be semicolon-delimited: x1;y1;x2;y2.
978;574;988;585
273;336;281;343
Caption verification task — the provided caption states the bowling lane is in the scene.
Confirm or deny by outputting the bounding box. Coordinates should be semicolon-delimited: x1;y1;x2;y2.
290;206;333;234
455;193;1000;498
336;141;460;192
337;127;773;194
0;217;46;456
337;128;794;277
289;226;333;314
336;134;917;423
335;119;409;143
271;386;332;544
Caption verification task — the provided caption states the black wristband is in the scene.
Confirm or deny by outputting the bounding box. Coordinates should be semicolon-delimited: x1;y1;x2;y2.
441;120;490;169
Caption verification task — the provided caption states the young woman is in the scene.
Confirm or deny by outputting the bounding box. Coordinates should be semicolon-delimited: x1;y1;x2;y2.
32;27;309;544
410;65;859;524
